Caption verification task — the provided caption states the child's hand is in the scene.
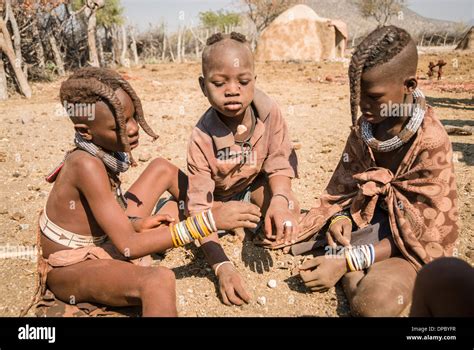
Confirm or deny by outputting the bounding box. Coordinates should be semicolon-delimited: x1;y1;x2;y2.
299;255;347;292
131;214;175;233
264;196;299;245
327;218;352;248
212;201;261;231
216;262;251;306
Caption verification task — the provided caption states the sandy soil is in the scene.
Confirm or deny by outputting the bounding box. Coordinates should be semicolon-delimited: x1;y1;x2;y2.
0;50;472;317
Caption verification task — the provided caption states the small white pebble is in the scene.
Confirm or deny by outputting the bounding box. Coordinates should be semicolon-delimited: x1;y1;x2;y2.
288;295;295;305
233;247;240;258
257;296;266;306
267;279;277;288
236;124;247;135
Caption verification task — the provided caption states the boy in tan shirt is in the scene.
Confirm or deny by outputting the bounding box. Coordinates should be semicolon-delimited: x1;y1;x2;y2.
186;32;300;306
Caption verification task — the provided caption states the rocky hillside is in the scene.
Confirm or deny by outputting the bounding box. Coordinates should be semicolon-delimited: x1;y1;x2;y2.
307;0;467;42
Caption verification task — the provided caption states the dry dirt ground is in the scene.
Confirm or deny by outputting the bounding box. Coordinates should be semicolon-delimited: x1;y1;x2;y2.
0;50;472;317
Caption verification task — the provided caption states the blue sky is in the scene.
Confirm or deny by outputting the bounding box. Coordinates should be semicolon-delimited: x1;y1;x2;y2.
407;0;473;22
121;0;236;31
121;0;474;32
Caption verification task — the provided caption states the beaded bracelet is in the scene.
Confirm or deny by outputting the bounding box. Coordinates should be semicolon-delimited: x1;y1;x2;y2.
169;209;217;247
329;209;352;228
329;215;351;228
345;244;375;271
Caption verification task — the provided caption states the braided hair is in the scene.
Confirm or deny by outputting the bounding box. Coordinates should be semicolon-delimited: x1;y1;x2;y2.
205;31;248;46
349;26;413;126
60;67;158;165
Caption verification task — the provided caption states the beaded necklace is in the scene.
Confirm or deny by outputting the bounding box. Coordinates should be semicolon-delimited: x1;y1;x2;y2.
361;89;425;152
74;132;130;174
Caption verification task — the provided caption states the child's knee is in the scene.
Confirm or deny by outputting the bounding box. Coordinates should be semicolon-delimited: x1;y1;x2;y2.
152;266;176;285
350;281;410;317
351;290;398;317
141;266;176;291
148;157;176;176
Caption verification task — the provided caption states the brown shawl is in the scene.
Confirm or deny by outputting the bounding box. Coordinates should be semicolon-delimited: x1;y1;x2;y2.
259;106;458;270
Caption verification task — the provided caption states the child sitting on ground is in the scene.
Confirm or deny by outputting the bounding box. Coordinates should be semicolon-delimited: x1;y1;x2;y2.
294;26;458;316
27;67;259;317
186;32;300;306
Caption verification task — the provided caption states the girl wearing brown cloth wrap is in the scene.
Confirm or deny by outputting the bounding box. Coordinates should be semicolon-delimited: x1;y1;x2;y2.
291;26;458;316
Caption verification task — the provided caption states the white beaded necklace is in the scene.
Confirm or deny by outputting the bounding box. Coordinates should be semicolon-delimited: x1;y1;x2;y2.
361;89;425;152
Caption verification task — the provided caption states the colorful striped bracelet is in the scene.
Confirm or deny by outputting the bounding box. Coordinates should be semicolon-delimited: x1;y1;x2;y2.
345;244;375;271
169;209;217;247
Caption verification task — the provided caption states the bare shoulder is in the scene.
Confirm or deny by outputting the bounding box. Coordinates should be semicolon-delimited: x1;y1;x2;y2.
64;150;109;189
